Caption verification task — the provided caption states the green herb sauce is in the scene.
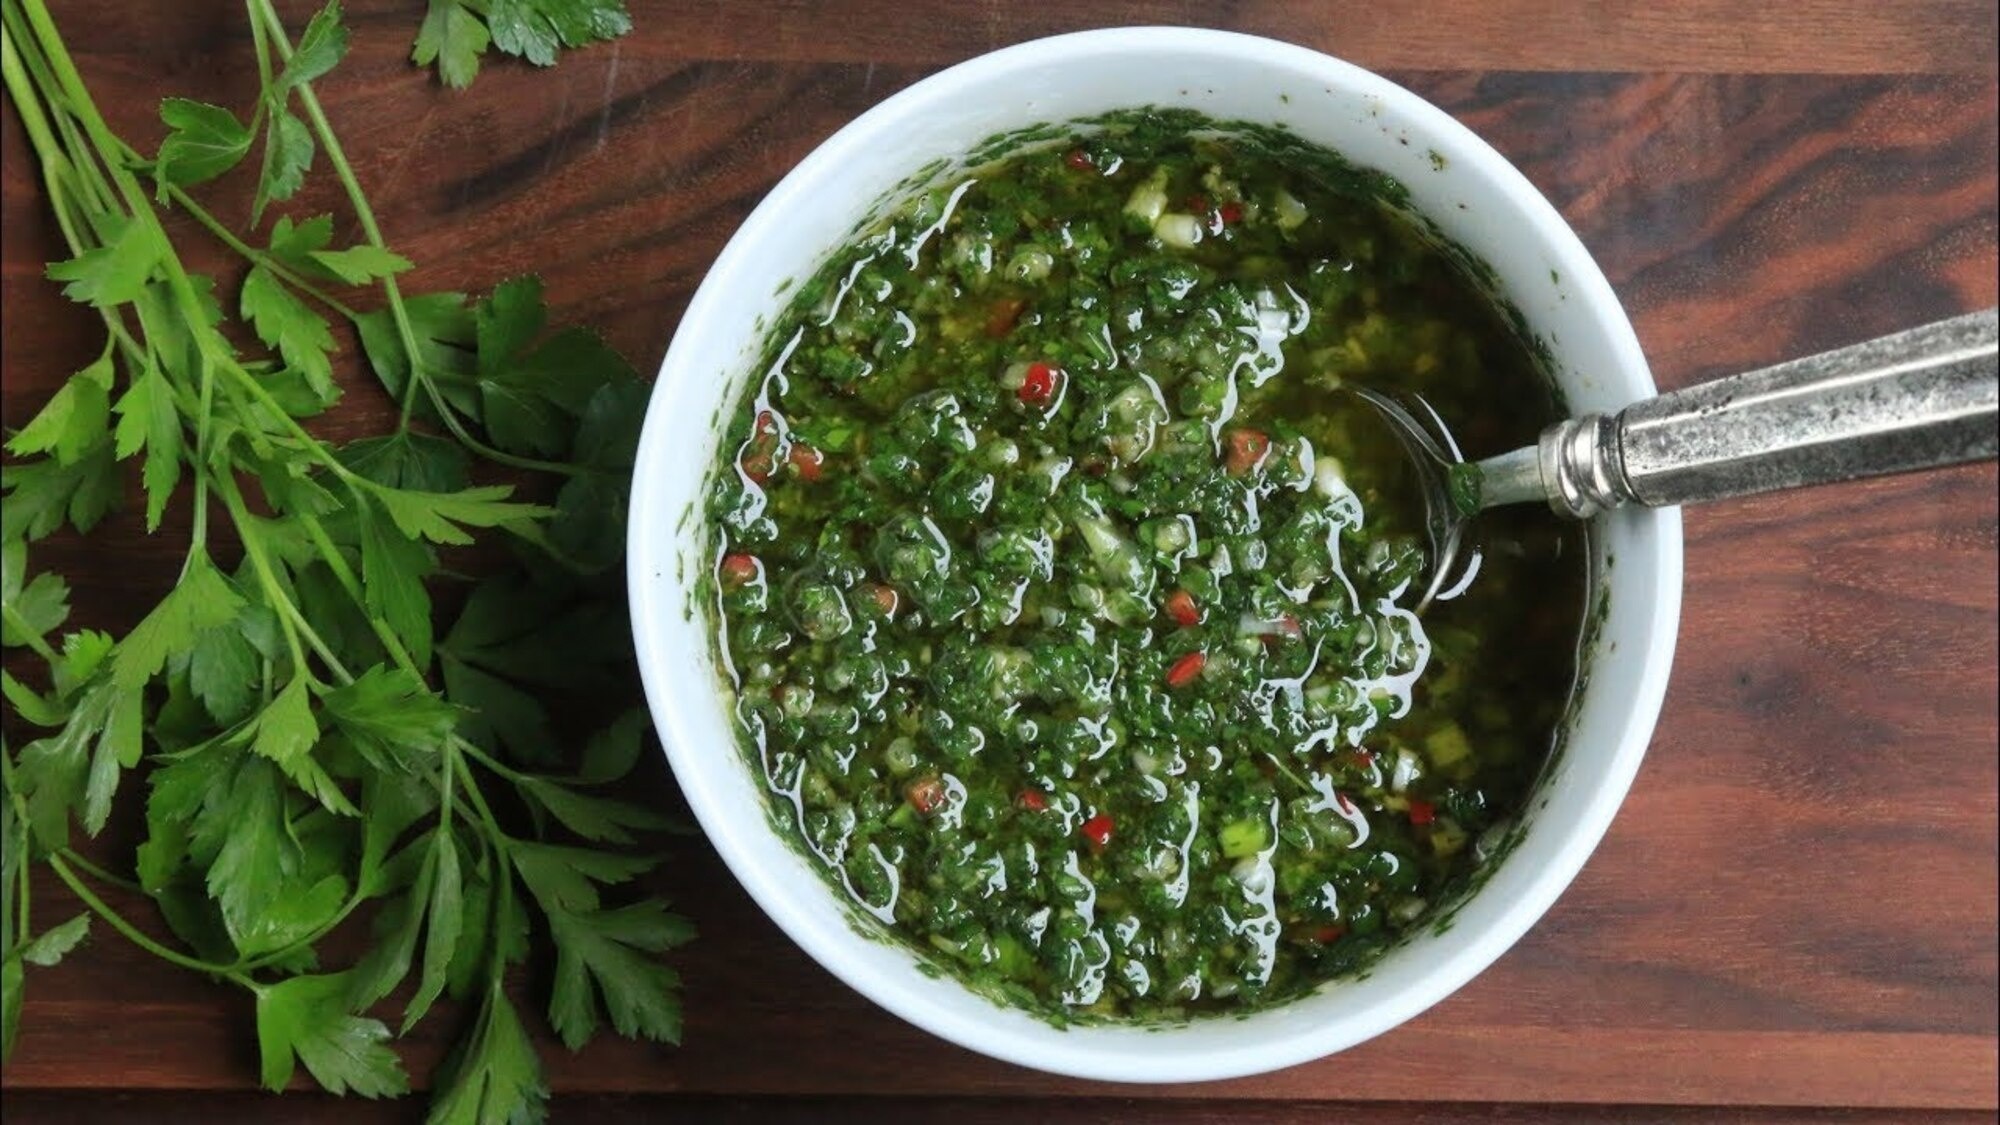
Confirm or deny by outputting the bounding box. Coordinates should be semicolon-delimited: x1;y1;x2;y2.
703;112;1585;1022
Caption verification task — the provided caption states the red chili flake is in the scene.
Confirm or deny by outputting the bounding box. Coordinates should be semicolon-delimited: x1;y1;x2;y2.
1064;147;1095;172
863;583;900;616
1018;361;1060;407
985;295;1028;338
1164;589;1202;628
1165;650;1207;688
1225;428;1270;476
1218;200;1245;225
1335;791;1357;815
1079;812;1115;852
1309;924;1347;944
1408;799;1437;826
788;443;825;482
1352;748;1377;768
1017;789;1049;812
719;554;760;587
906;776;947;816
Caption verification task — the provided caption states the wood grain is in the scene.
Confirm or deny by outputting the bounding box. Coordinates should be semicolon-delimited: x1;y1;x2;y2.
2;1092;1994;1125
2;0;1995;1118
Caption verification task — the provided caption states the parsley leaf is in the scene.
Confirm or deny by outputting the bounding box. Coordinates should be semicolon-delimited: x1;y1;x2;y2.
14;679;141;843
512;842;688;1049
425;981;548;1125
44;217;165;308
204;755;292;941
322;666;460;763
249;676;358;816
365;483;548;546
278;2;351;92
309;245;414;285
112;551;247;690
0;445;121;541
241;265;338;397
255;971;409;1098
254;110;318;223
109;362;186;530
401;831;463;1030
2;541;71;647
486;0;631;67
412;0;490;90
5;355;113;465
469;277;638;458
154;98;253;191
517;776;672;845
0;909;91;1065
267;212;335;263
18;914;93;968
413;0;629;87
186;616;264;725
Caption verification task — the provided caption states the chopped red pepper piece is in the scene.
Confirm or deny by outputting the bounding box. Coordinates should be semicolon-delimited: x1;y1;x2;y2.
1017;788;1049;812
1018;361;1060;407
1259;613;1303;646
788;443;825;482
740;410;781;483
1224;428;1270;476
719;553;760;587
1352;747;1377;768
1064;147;1095;172
906;776;947;816
1164;589;1202;628
1079;812;1115;852
1165;650;1207;688
985;295;1028;338
863;582;900;616
1217;200;1244;225
1309;924;1347;943
1408;799;1436;826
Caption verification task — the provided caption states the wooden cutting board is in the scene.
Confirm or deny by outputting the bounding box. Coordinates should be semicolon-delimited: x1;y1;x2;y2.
2;2;1994;1120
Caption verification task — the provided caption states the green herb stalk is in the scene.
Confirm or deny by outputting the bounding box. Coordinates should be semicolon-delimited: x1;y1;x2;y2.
0;3;680;1120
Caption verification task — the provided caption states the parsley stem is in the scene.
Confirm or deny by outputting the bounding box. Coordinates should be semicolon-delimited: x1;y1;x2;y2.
154;175;361;321
45;853;242;981
455;740;524;785
248;0;430;433
2;749;36;946
453;752;511;843
54;849;142;895
424;391;587;477
289;509;429;685
1;601;63;665
213;358;360;481
223;484;367;693
16;0;222;554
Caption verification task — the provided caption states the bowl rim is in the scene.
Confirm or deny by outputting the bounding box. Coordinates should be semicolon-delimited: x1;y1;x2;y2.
628;24;1683;1082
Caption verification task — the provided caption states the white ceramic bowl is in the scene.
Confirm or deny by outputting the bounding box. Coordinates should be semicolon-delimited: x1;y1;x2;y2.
628;27;1682;1082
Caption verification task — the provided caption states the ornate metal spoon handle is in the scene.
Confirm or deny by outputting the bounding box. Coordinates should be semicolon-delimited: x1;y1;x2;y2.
1521;309;1999;518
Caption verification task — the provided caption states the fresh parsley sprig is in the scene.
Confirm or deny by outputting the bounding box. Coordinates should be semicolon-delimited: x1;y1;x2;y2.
414;0;634;90
0;2;687;1119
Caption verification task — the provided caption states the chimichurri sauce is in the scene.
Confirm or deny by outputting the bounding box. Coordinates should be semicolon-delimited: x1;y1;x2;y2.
704;114;1586;1022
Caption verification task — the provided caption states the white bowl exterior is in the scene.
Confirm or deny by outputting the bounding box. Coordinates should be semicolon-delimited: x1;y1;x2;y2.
628;28;1682;1082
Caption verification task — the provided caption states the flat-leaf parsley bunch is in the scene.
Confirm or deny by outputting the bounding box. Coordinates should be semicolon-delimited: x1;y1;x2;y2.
0;2;683;1120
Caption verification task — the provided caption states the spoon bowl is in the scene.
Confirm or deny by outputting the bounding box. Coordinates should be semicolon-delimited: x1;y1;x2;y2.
1352;308;1998;610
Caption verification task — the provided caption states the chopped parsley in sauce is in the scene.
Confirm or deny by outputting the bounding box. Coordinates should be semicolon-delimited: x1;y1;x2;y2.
705;113;1584;1022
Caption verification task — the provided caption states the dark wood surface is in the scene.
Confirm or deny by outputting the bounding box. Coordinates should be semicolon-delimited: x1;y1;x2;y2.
3;1;1996;1121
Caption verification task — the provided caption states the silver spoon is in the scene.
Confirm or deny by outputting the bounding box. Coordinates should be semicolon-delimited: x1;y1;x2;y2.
1354;308;2000;612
